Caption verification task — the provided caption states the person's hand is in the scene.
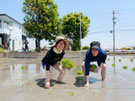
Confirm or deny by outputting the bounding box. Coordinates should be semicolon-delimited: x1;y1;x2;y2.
44;66;46;69
62;67;67;71
94;67;100;73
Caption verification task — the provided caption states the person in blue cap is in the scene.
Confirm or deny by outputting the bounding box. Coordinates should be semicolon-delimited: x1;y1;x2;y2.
82;41;107;87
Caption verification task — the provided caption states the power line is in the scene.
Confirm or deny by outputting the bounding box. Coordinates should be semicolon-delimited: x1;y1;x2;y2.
117;29;135;31
90;26;111;29
88;29;135;34
88;30;110;34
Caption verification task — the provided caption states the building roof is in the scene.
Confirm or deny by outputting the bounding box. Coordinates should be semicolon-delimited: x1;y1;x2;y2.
0;14;22;26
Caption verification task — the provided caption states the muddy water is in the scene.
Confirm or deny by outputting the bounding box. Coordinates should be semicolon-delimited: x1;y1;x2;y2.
0;55;135;101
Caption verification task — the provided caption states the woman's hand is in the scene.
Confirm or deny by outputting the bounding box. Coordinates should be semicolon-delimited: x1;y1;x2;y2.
94;67;100;73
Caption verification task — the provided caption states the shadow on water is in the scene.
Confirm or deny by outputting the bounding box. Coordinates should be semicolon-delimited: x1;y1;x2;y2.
74;76;101;87
36;78;66;88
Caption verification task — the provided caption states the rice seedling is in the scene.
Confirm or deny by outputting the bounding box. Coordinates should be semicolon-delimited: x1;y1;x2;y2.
21;65;26;69
76;70;83;75
119;59;122;62
123;66;128;69
69;92;75;96
107;58;110;61
112;64;115;67
132;67;135;71
130;59;134;62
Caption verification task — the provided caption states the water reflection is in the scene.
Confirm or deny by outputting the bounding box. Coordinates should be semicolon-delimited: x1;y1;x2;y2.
7;63;44;85
74;76;101;87
1;55;135;87
113;55;116;73
36;78;66;88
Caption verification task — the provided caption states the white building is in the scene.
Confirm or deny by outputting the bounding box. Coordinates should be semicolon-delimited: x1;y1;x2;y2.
130;46;135;50
0;14;27;51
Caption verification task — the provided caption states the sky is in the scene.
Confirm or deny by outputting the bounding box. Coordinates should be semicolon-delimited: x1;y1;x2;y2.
0;0;135;49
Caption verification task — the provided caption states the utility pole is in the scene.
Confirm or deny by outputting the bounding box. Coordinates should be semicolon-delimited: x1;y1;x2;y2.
112;11;116;55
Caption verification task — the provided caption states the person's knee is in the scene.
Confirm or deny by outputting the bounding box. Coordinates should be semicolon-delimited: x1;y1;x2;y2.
60;69;65;75
82;61;85;68
50;67;56;76
52;70;56;76
101;64;106;71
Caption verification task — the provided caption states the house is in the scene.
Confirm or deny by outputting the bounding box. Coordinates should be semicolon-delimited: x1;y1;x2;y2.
0;14;27;51
129;46;135;50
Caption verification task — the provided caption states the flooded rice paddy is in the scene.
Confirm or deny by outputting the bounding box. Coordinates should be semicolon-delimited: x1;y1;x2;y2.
0;55;135;101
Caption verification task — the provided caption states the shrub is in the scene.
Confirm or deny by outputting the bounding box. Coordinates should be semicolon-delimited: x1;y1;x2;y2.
61;58;75;69
10;50;18;53
82;46;89;50
0;48;4;53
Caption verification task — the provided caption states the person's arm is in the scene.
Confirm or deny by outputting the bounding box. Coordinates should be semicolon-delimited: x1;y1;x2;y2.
102;52;107;64
42;49;54;70
94;67;100;73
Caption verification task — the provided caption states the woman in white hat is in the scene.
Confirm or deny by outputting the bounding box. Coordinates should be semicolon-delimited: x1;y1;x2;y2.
42;36;69;89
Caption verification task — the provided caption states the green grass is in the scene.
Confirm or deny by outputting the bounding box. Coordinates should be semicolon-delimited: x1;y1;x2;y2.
119;59;122;62
76;70;83;75
123;66;128;69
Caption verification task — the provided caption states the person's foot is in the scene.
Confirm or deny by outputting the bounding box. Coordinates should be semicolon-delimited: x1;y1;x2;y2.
45;82;50;89
102;76;105;81
56;80;66;84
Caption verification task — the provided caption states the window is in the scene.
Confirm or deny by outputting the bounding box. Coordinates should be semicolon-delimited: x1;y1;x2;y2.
0;20;2;28
4;21;9;29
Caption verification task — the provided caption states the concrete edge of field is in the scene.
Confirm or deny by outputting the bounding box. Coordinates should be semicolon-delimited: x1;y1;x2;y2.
0;51;135;58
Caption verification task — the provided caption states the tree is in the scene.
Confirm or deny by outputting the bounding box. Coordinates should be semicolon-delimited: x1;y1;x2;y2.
22;0;60;52
61;12;90;51
82;46;89;50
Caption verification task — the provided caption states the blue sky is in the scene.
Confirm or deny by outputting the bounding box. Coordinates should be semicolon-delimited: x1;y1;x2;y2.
0;0;135;49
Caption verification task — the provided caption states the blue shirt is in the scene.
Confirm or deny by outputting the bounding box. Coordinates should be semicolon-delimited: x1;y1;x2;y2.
85;48;107;76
